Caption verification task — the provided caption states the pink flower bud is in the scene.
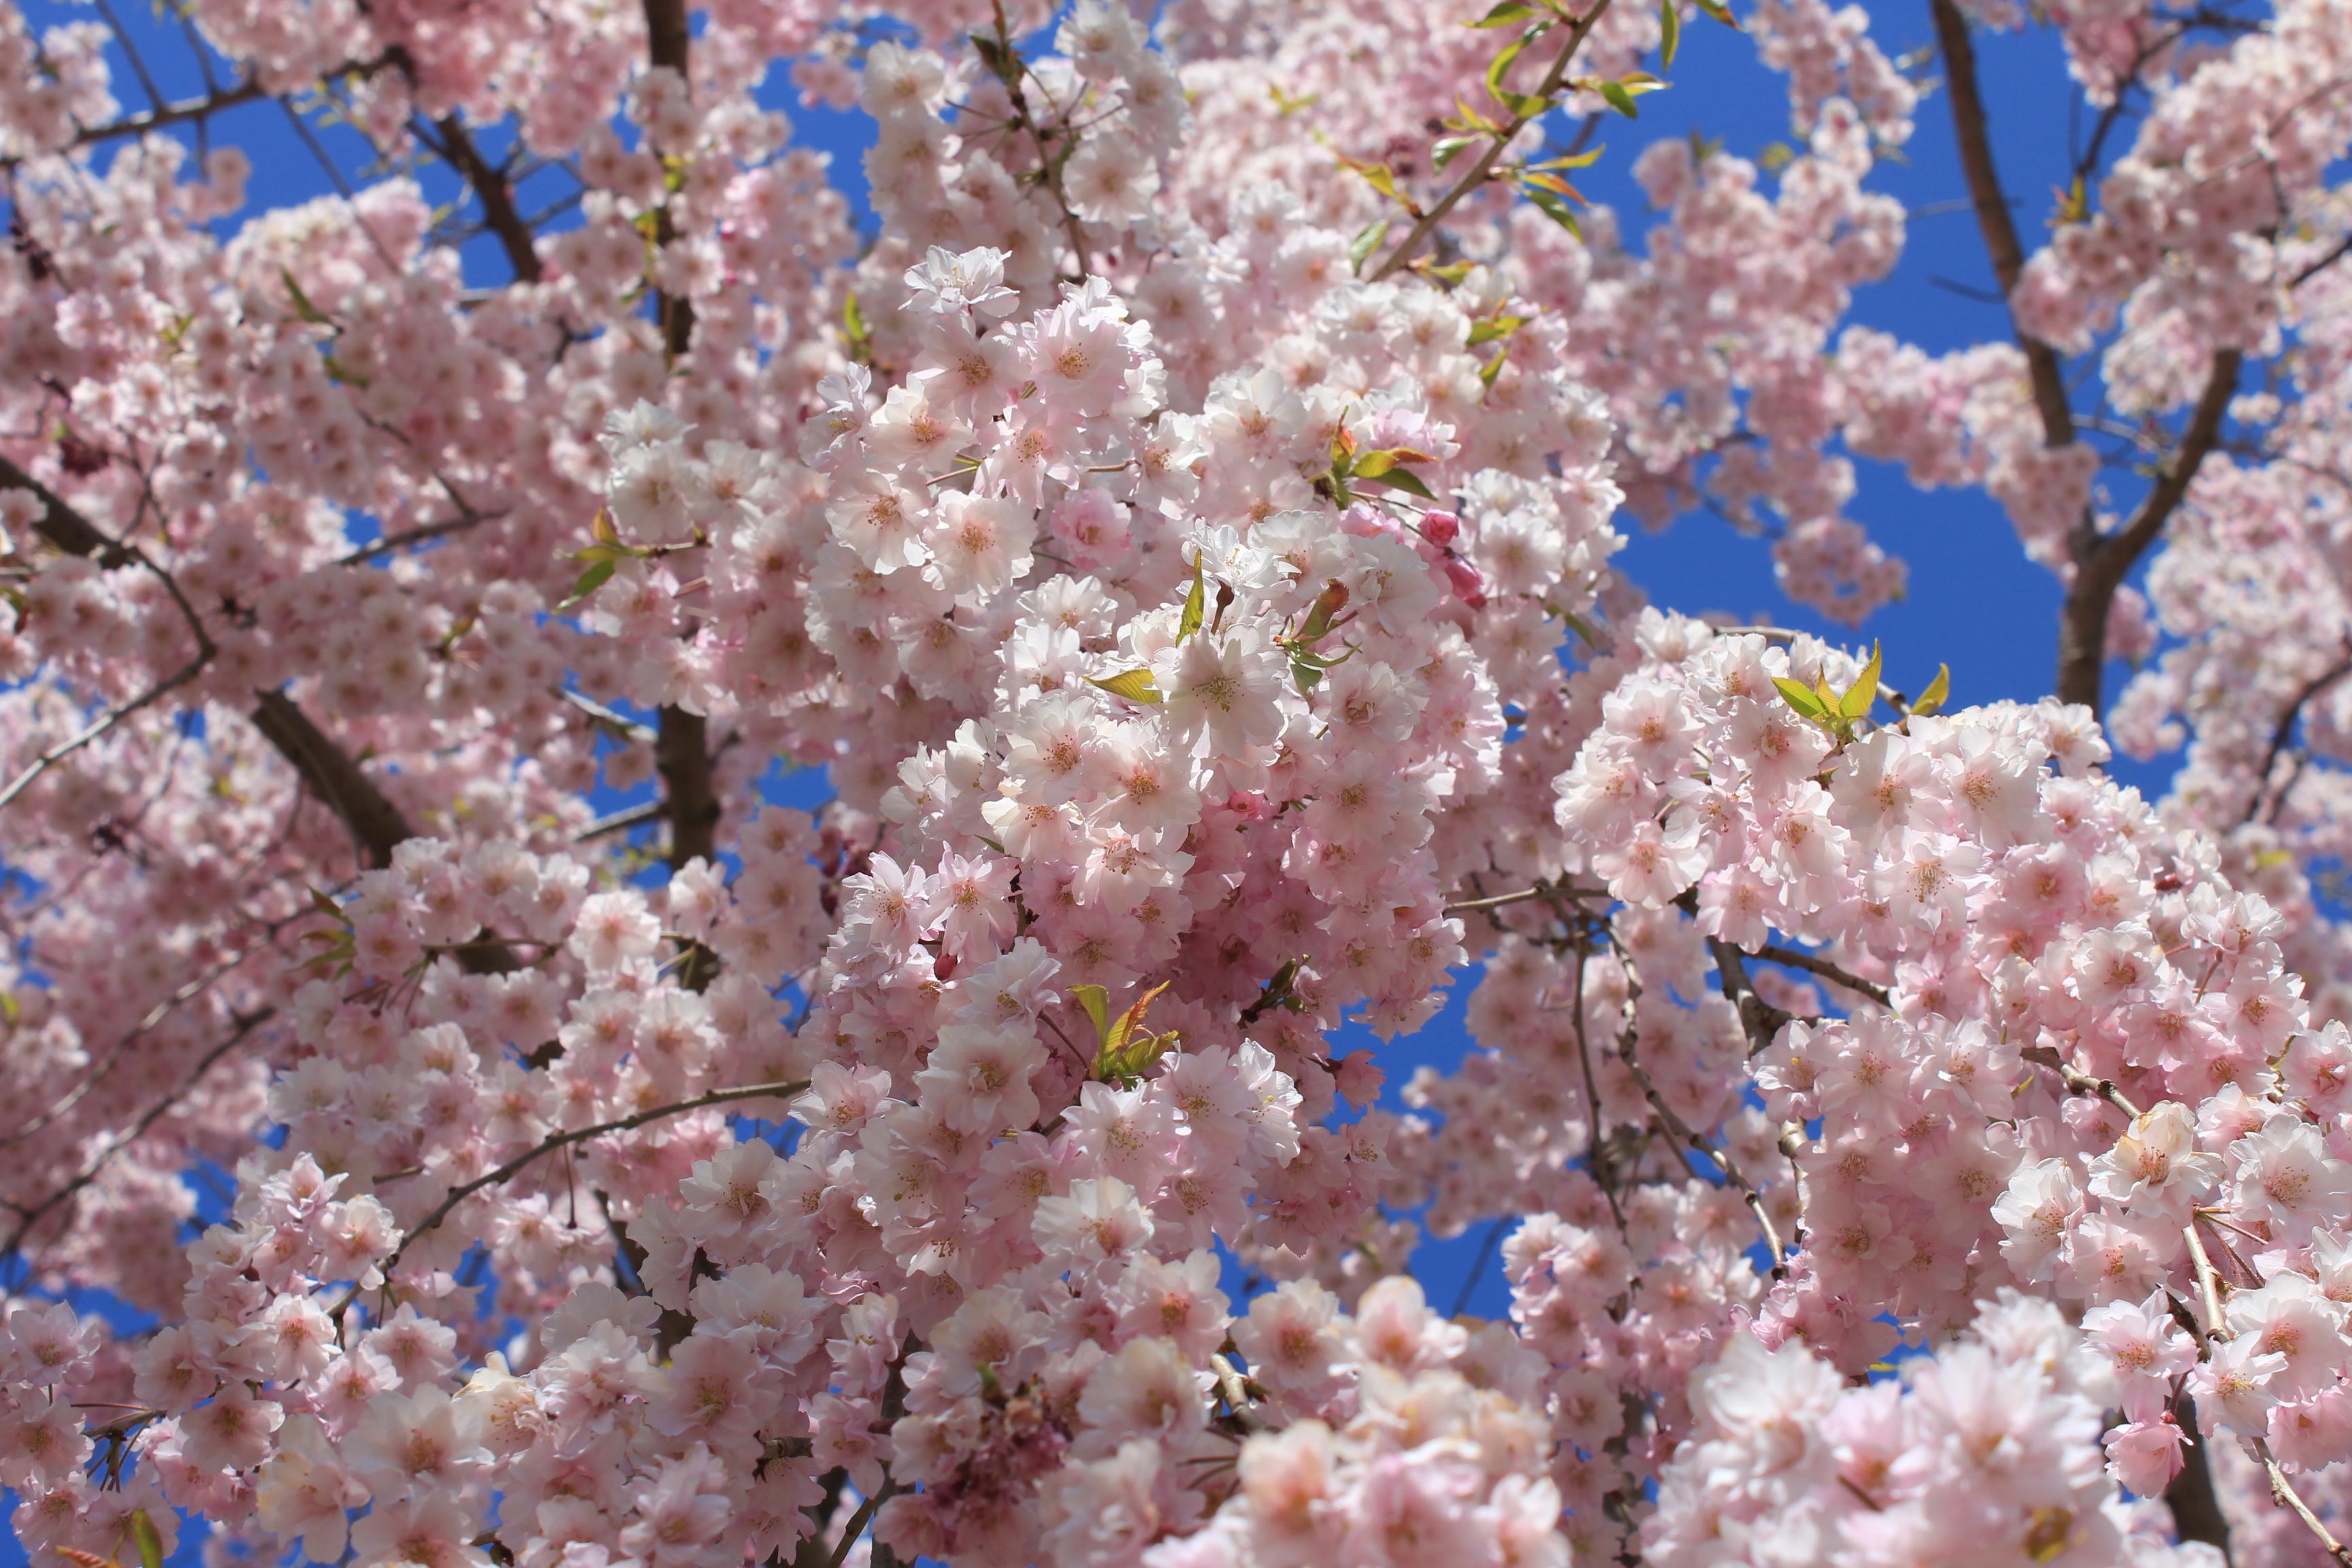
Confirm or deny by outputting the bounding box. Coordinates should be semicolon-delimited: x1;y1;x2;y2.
1443;555;1486;608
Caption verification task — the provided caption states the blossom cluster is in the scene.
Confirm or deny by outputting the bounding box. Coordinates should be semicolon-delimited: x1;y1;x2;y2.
12;1;2352;1567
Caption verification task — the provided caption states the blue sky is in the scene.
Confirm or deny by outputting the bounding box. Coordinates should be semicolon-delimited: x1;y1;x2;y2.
2;3;2159;1559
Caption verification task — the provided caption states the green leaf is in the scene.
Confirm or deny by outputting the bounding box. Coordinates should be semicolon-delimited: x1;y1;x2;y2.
1661;0;1680;66
1088;668;1163;704
1298;581;1350;644
1350;217;1391;275
1096;981;1175;1082
1840;642;1882;721
559;557;617;612
1104;981;1169;1061
970;29;1023;86
1912;663;1951;718
1070;983;1110;1043
842;290;872;365
1369;465;1437;500
1471;0;1539;25
1524;185;1584;239
1597;78;1642;118
0;990;18;1027
280;267;331;325
132;1511;163;1568
1179;551;1206;642
1486;24;1544;107
1342;157;1411;209
1467;313;1526;346
1694;0;1740;26
1289;640;1359;696
1772;676;1829;719
1480;347;1509;387
1432;135;1478;173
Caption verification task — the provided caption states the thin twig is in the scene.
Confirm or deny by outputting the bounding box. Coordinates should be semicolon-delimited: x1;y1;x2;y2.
558;687;659;743
823;1481;896;1568
1;1008;277;1264
1748;943;1890;1005
2293;231;2352;288
1370;0;1616;281
1448;1215;1511;1318
1;941;286;1149
0;651;214;811
577;799;668;842
332;1077;809;1318
1442;881;1610;916
1568;926;1626;1235
1616;949;1786;1275
2179;1220;2352;1564
2018;1044;2142;1119
336;510;503;566
2245;645;2352;825
986;1;1094;281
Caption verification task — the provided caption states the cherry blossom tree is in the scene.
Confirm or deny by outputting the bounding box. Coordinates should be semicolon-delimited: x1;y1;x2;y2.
7;0;2352;1565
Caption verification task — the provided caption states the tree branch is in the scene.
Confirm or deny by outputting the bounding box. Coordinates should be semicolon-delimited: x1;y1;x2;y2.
1930;0;2076;448
657;706;718;869
630;0;718;903
1938;0;2243;715
2056;348;2242;712
2293;231;2352;288
642;0;696;358
5;455;521;971
2164;1398;2235;1565
0;453;131;565
58;80;269;152
414;115;543;285
245;691;414;871
1567;928;1627;1236
2245;644;2352;824
1705;936;1799;1058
